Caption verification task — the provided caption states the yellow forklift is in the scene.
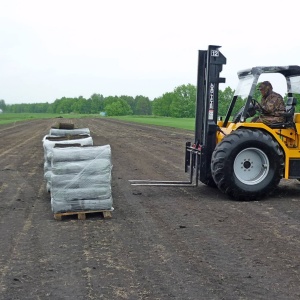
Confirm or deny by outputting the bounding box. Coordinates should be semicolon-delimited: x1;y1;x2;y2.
131;45;300;200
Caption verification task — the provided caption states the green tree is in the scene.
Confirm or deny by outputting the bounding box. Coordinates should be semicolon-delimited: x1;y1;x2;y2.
73;96;90;114
89;94;105;113
0;99;6;112
170;84;196;117
105;99;133;116
119;95;136;113
53;97;74;113
104;96;119;108
152;92;174;116
218;86;235;116
135;95;152;115
253;84;262;101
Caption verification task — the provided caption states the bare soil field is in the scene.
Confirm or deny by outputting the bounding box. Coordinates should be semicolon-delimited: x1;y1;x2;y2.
1;118;300;300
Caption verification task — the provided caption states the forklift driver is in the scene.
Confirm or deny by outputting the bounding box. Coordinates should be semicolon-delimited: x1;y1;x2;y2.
252;81;286;125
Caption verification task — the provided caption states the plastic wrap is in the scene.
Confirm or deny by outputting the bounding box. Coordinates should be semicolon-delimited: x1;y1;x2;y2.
51;146;110;162
49;128;91;136
51;161;111;176
42;134;93;161
50;145;113;213
42;134;94;191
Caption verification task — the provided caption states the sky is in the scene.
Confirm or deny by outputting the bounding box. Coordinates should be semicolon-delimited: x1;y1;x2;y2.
0;0;298;104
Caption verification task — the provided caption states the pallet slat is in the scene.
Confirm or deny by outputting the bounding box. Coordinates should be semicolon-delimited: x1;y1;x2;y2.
54;210;112;220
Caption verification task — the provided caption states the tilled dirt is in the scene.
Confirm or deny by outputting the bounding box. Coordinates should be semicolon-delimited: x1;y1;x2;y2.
0;118;300;300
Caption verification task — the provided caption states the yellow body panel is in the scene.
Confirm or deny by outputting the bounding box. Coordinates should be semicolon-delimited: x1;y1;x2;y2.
216;119;300;179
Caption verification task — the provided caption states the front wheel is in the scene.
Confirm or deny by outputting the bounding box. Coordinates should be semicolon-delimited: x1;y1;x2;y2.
211;129;284;200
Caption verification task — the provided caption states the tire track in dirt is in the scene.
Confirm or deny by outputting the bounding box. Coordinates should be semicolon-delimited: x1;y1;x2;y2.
0;120;51;295
82;118;192;147
146;185;300;298
83;120;231;299
82;118;193;181
83;118;297;299
1;118;300;299
75;119;224;298
0;121;52;159
0;120;38;134
0;184;44;293
0;118;89;298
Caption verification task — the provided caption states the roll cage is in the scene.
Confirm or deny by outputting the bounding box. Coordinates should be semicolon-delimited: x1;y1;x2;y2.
223;65;300;127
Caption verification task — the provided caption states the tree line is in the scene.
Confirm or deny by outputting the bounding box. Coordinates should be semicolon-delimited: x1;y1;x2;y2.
1;94;152;116
1;84;299;117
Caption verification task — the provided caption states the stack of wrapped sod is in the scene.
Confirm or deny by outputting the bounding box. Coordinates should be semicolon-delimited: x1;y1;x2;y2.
50;145;113;213
43;134;93;192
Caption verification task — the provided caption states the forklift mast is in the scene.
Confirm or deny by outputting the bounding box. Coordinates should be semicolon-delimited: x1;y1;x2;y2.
130;45;227;187
194;45;226;184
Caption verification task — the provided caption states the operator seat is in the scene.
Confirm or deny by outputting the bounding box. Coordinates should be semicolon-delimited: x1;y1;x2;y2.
269;97;297;129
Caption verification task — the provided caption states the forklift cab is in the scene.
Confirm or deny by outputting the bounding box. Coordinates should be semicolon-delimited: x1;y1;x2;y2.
223;66;300;127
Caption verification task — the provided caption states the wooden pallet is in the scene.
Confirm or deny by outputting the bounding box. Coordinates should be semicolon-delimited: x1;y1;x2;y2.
54;210;112;221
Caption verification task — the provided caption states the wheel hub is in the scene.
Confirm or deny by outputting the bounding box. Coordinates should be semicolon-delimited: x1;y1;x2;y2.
234;148;269;185
243;160;252;169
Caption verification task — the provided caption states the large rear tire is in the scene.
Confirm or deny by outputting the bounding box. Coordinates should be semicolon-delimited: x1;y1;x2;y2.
211;129;284;201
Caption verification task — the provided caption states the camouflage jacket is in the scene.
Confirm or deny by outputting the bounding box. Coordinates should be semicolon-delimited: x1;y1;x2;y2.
256;91;286;124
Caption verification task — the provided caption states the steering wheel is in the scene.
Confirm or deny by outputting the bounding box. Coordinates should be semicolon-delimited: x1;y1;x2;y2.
232;99;260;123
251;99;264;113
